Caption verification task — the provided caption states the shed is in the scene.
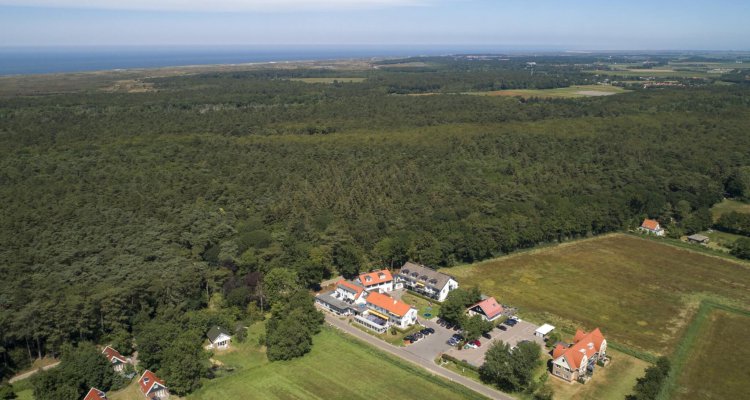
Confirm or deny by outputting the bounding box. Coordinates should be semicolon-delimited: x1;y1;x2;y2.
207;326;232;350
687;234;709;244
534;323;555;338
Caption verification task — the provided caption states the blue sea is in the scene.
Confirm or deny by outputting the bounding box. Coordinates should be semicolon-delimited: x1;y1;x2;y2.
0;45;546;76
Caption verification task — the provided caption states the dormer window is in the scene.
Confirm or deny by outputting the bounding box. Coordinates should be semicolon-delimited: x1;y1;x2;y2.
144;378;150;383
378;273;385;279
365;276;371;282
402;268;410;274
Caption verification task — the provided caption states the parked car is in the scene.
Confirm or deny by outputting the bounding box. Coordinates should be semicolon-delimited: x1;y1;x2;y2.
472;340;482;347
504;319;518;327
445;323;454;329
498;325;507;331
404;335;415;343
452;334;464;341
482;332;492;339
426;327;435;334
464;342;478;349
447;338;458;346
420;328;431;335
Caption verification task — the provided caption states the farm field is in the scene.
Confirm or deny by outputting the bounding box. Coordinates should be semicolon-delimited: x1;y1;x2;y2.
549;348;648;400
710;198;750;221
442;234;750;356
288;77;366;83
186;324;486;400
672;309;750;400
466;84;628;98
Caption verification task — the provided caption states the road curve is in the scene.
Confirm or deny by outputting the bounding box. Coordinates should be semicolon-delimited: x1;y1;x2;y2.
324;315;514;400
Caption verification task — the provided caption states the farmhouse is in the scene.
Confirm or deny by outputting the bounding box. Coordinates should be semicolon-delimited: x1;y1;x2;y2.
139;370;169;399
206;326;232;350
355;291;417;333
101;346;129;373
357;270;394;293
639;218;665;236
84;387;108;400
551;328;607;382
687;234;710;245
466;297;503;322
396;261;459;302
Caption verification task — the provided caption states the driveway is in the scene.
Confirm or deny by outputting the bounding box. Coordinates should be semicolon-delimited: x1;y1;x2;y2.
325;314;512;400
447;320;544;367
404;318;455;361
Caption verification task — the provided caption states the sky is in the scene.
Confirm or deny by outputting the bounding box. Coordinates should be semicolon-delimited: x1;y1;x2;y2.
0;0;749;50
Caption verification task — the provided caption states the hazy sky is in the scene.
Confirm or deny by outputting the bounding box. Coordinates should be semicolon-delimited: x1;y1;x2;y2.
1;0;748;49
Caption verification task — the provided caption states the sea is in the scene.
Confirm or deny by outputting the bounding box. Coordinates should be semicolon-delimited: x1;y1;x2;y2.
0;45;547;76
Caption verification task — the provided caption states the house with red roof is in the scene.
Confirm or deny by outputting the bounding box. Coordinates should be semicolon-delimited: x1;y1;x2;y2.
356;269;394;293
101;346;129;373
354;291;417;333
551;328;607;382
138;370;169;399
83;387;108;400
466;297;504;322
639;218;665;236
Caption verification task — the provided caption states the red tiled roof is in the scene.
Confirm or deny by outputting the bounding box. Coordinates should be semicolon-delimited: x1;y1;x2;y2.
139;370;166;395
552;343;568;360
336;279;364;298
359;270;393;286
641;219;660;230
102;346;127;364
557;328;606;370
366;291;411;317
468;297;503;320
84;387;107;400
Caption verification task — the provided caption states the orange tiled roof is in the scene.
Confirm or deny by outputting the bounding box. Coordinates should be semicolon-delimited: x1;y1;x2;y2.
84;387;107;400
336;279;364;298
102;346;126;364
359;270;393;286
468;297;503;319
641;219;660;230
139;370;165;395
366;291;411;317
557;328;606;370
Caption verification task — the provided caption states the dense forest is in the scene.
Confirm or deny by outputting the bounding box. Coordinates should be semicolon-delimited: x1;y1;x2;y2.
1;55;749;394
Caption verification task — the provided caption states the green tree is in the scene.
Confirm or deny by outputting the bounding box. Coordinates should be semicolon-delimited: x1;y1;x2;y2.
462;315;493;341
264;268;300;307
332;244;362;279
438;287;482;325
0;383;16;400
627;356;671;400
32;342;118;400
479;341;517;391
134;319;180;371
160;331;209;396
731;237;750;260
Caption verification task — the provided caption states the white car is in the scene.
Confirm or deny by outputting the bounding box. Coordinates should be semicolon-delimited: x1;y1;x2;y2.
464;343;478;349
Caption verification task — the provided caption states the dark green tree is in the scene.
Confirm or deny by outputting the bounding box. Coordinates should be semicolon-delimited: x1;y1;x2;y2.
160;331;209;396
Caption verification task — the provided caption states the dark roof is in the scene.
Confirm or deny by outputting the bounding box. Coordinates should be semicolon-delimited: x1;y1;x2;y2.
397;261;453;290
315;290;356;313
687;234;709;241
207;326;231;342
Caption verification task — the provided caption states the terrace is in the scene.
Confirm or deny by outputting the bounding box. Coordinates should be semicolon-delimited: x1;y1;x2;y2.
355;313;388;334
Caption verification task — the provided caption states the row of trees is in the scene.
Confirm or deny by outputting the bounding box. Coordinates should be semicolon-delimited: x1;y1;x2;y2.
479;340;548;397
627;356;671;400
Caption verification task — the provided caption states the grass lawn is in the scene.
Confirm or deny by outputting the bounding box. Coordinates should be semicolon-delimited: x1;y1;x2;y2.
442;234;750;356
465;84;629;98
288;77;366;83
11;379;34;400
401;292;441;320
710;198;750;221
693;230;744;252
672;309;750;400
549;348;648;400
187;323;487;400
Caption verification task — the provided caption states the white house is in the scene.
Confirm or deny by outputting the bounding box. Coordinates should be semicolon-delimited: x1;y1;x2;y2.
466;297;503;322
639;218;665;236
551;328;607;382
139;370;169;399
206;326;232;350
395;261;458;302
101;346;129;373
334;279;367;304
354;291;417;333
356;270;394;293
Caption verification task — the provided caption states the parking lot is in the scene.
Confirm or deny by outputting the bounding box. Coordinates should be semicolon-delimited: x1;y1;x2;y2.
445;320;544;367
403;318;455;361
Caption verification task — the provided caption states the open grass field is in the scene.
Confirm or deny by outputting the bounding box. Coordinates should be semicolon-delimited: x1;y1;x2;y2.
186;323;486;400
442;234;750;356
710;198;750;221
466;84;628;98
693;230;744;252
671;309;750;400
549;348;649;400
288;77;366;83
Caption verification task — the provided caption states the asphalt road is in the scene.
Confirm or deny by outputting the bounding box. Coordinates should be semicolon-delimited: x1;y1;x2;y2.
325;314;513;400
